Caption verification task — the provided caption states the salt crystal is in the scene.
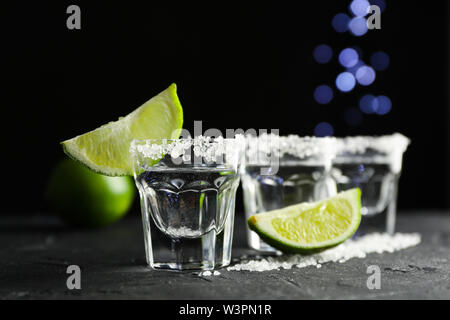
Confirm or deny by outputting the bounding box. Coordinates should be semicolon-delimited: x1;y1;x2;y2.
245;133;337;164
130;135;244;162
337;133;410;155
213;271;221;276
227;233;421;272
336;133;410;173
201;271;212;277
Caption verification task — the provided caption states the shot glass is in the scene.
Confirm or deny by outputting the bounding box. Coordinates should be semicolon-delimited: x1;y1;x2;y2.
331;133;410;235
241;134;337;252
130;136;243;271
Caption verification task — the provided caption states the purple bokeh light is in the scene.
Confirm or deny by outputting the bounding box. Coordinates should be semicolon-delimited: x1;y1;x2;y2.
370;0;386;12
339;48;359;68
314;122;334;137
349;17;368;36
332;13;351;33
314;85;334;104
347;60;365;75
376;95;392;115
359;94;378;114
350;0;370;17
355;66;376;86
336;72;356;92
313;44;333;64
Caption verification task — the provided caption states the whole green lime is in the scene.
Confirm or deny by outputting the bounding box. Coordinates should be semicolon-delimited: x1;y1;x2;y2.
46;158;136;227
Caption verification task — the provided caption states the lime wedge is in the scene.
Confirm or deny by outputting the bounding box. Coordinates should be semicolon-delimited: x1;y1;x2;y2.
248;188;361;253
61;83;183;176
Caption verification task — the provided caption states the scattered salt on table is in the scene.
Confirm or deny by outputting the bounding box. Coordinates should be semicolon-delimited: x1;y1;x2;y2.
227;233;421;272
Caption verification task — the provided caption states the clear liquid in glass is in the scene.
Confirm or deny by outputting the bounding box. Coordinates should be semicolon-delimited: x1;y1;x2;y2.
332;161;399;235
136;168;240;271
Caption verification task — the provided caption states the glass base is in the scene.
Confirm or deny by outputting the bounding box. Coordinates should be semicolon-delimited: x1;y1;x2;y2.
141;206;235;271
354;204;396;237
151;261;217;272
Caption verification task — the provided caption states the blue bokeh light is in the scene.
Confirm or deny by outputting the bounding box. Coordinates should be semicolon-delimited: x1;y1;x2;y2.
314;122;334;137
356;66;376;86
336;72;356;92
359;94;378;114
349;17;368;36
313;44;333;64
314;85;333;104
347;60;365;75
344;107;363;126
332;13;351;33
351;46;363;58
339;48;359;68
370;51;390;71
370;0;386;12
376;95;392;115
350;0;370;17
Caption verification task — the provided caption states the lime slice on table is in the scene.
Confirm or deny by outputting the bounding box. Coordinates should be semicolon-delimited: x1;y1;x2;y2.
61;83;183;176
248;188;361;254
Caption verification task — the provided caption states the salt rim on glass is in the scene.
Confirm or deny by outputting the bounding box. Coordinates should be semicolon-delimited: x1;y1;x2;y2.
129;135;245;164
245;133;337;165
335;133;411;173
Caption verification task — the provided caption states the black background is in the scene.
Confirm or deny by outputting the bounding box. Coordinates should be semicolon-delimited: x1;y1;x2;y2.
1;1;447;213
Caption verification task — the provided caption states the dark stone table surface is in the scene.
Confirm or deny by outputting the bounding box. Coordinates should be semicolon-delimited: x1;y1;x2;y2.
0;212;449;300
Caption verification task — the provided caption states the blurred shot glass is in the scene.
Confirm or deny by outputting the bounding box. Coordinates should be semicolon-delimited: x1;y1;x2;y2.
331;133;410;235
130;136;243;271
241;134;337;252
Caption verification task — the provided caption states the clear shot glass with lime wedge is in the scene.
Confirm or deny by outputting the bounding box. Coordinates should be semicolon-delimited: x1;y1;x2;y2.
130;136;243;271
241;134;338;252
331;133;410;235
